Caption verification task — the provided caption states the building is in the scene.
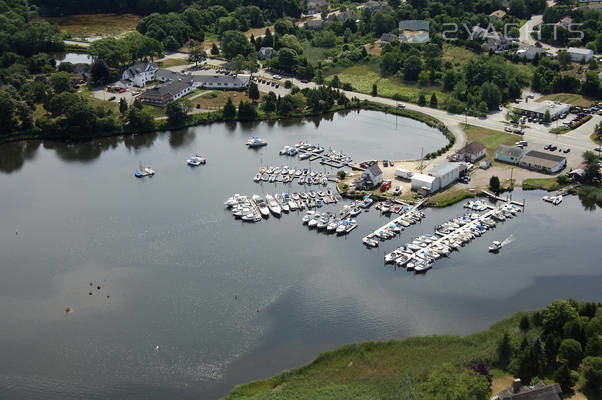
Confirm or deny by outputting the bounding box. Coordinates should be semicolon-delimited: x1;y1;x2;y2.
494;145;528;165
364;1;390;14
519;150;567;173
480;159;491;169
155;68;184;83
514;100;570;119
411;173;438;193
328;10;358;22
517;45;548;60
457;141;486;162
482;34;513;52
557;16;573;28
121;61;158;87
306;0;328;14
305;19;326;30
493;379;562;400
258;47;275;60
192;74;251;89
361;164;383;188
399;31;430;43
471;26;489;39
380;33;399;45
567;47;594;62
429;162;461;189
139;80;195;106
578;2;602;11
489;10;507;20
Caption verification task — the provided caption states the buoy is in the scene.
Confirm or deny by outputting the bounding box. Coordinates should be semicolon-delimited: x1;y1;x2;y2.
235;295;237;300
97;286;101;290
88;292;93;295
106;295;110;299
89;282;93;286
65;307;73;314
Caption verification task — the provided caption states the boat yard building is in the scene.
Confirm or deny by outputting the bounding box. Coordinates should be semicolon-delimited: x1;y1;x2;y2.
492;378;562;400
514;100;570;119
139;80;195;106
494;145;527;165
193;74;251;89
411;173;438;193
429;162;462;189
519;151;566;174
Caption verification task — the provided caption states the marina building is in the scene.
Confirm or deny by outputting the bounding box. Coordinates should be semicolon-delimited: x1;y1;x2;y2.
567;47;594;62
513;100;570;119
457;141;486;162
492;379;562;400
192;74;251;89
429;162;462;189
361;164;383;188
411;173;438;193
121;61;158;87
139;80;195;106
519;151;566;174
494;145;527;165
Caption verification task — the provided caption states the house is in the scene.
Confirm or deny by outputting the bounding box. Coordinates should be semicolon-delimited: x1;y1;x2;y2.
155;68;185;83
517;45;548;60
139;80;195;106
361;164;383;188
514;100;570;119
192;74;251;89
379;33;399;45
482;33;513;51
121;61;158;87
328;10;358;22
490;10;507;20
567;47;594;62
306;0;328;14
305;19;326;30
519;150;567;174
457;141;486;162
471;26;489;39
428;162;461;189
258;47;275;60
494;145;528;165
492;378;562;400
568;168;585;181
480;159;491;169
557;16;573;29
578;2;602;11
364;1;390;14
411;173;438;193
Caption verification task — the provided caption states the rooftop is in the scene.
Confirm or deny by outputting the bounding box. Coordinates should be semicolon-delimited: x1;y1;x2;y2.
494;381;562;400
399;20;429;31
567;47;593;55
411;173;437;183
142;79;193;97
495;144;526;158
193;74;251;85
490;10;507;18
522;150;566;164
515;100;570;114
459;141;486;154
429;162;460;177
366;164;383;176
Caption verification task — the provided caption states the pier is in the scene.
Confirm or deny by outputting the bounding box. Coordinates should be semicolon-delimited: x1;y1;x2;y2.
481;190;524;207
362;199;427;244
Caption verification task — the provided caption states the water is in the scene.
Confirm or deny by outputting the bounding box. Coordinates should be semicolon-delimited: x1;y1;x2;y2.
55;52;94;65
0;110;600;399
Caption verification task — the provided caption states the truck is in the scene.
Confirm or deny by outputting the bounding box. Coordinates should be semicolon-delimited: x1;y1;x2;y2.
380;180;392;192
395;168;413;180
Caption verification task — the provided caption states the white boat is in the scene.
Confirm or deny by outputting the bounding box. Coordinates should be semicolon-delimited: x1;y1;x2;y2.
187;155;206;166
553;195;562;205
302;211;316;224
488;241;502;252
299;152;311;160
317;215;331;230
252;195;270;217
327;219;341;232
288;200;298;211
253;173;261;182
307;215;320;228
247;136;267;148
363;236;379;247
280;146;290;155
337;219;354;234
414;261;432;273
265;195;282;216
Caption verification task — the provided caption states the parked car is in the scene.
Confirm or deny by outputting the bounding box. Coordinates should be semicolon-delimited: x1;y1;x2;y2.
397;103;406;109
273;74;282;80
300;79;308;84
382;160;389;167
393;185;402;195
389;160;394;166
119;88;127;93
549;146;557;151
544;144;551;150
563;148;571;153
108;96;116;101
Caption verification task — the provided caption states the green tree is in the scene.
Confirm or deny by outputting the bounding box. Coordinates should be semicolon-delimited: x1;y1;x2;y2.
166;101;188;127
553;363;575;394
543;300;579;335
558;339;583;369
90;59;110;84
49;72;72;94
430;93;438;108
187;40;207;66
489;176;500;193
221;31;254;59
582;71;601;98
211;43;219;56
418;70;430;87
331;75;340;88
543;109;551;123
223;97;236;120
478;101;489;114
480;82;502;111
337;170;346;179
497;332;513;367
119;98;128;116
585;334;602;357
443;70;456;91
580;356;602;395
273;48;298;73
418;94;426;106
248;82;260;101
237;100;257;121
0;91;17;132
261;92;277;112
127;107;155;132
520;314;531;332
420;363;490;400
558;51;572;70
372;83;378;97
16;101;33;130
404;55;423;81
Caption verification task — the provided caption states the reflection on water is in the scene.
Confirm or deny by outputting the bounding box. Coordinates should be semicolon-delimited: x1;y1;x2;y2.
0;141;40;173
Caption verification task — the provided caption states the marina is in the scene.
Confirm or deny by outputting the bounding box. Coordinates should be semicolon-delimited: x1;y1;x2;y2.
278;141;354;169
362;199;426;247
252;164;334;185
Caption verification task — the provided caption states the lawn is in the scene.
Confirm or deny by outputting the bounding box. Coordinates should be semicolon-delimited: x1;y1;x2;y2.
157;58;190;68
536;93;596;107
463;125;517;160
44;13;140;39
223;310;528;400
87;95;121;114
302;41;335;64
427;187;476;207
521;177;562;191
190;90;253;111
590;132;602;146
442;44;478;66
327;61;450;106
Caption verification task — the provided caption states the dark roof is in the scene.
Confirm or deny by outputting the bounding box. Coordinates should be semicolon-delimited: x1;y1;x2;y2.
495;144;525;158
142;80;193;97
399;20;429;31
459;141;486;154
367;164;382;176
495;382;562;400
523;150;566;163
380;33;399;42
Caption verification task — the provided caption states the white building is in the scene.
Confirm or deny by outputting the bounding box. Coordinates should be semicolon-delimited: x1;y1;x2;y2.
121;62;158;87
411;173;438;193
567;47;594;62
192;74;251;89
514;100;570;119
429;162;461;190
139;80;195;106
361;164;383;187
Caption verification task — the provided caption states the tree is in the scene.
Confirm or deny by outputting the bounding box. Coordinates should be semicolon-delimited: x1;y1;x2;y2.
580;356;602;395
166;101;188;127
558;339;583;369
372;84;378;97
337;170;346;179
331;75;340;88
430;93;438;108
221;31;254;59
583;150;602;184
262;92;277;112
127;107;155;132
490;176;500;193
16;101;33;130
211;43;219;56
187;40;207;66
585;334;602;357
443;70;456;91
543;300;579;335
480;82;502;111
404;55;423;81
582;71;601;98
478;101;489;114
91;59;110;84
420;363;490;400
418;94;426;106
49;72;72;94
497;332;513;367
0;91;17;132
558;51;572;70
543;109;551;123
248;82;260;101
418;70;430;87
119;98;128;116
273;48;298;73
371;10;396;36
237;100;257;121
289;92;306;110
520;314;531;332
553;363;575;394
223;97;236;120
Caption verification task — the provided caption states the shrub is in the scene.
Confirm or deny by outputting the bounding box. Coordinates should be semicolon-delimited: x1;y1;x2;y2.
284;80;292;89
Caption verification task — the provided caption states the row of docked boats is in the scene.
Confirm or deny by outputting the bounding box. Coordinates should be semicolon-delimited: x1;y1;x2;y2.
362;209;425;247
542;194;562;205
464;200;489;211
279;141;352;165
302;211;358;235
382;203;522;273
253;165;330;185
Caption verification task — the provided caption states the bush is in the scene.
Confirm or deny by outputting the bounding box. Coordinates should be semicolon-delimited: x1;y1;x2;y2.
557;175;570;185
337;170;346;179
284;80;292;89
558;339;583;369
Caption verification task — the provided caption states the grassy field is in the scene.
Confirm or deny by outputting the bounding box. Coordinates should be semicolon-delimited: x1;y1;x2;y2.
157;58;190;68
521;177;562;191
442;44;478;66
223;310;531;400
427;187;476;207
590;133;602;146
44;13;140;38
463;125;517;160
302;42;334;64
536;93;596;107
191;90;252;111
327;61;450;106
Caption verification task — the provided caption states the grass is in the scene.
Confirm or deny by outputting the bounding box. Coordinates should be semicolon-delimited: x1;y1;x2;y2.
551;126;571;135
427;187;476;207
44;13;141;39
191;90;252;111
327;61;450;106
536;93;596;107
223;309;530;400
442;44;478;66
590;133;602;146
521;177;562;191
463;125;517;160
302;41;334;64
157;58;190;68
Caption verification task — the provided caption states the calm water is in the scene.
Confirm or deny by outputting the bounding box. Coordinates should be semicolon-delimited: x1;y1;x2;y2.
55;52;94;65
0;110;600;399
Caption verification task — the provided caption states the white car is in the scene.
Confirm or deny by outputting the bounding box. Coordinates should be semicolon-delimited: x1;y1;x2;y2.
273;74;282;80
393;185;402;195
397;103;406;109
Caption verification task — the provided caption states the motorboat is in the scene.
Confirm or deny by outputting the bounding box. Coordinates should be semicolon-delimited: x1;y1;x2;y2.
414;261;432;273
288;200;298;211
317;214;331;230
224;194;241;207
307;215;320;228
302;211;316;224
360;195;373;208
363;236;379;247
253;173;261;182
488;241;502;252
187;155;206;166
327;219;341;232
292;192;300;201
299;152;311;160
247;136;267;147
336;219;354;234
252;195;270;218
265;195;282;216
279;146;290;155
350;207;362;217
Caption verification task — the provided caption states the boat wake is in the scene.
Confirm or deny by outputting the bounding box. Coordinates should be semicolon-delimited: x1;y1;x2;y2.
501;235;514;247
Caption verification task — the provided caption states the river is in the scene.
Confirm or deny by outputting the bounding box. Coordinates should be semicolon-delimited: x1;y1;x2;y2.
0;110;600;399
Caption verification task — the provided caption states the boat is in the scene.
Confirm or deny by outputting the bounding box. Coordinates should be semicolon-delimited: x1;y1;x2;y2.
299;152;311;160
363;236;379;247
337;219;355;234
414;261;432;273
302;211;316;224
327;218;341;232
360;195;373;208
307;215;320;228
279;146;290;155
247;136;267;147
488;241;502;252
265;195;282;216
187;155;206;166
350;207;362;217
253;173;261;182
252;195;270;218
317;213;331;230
